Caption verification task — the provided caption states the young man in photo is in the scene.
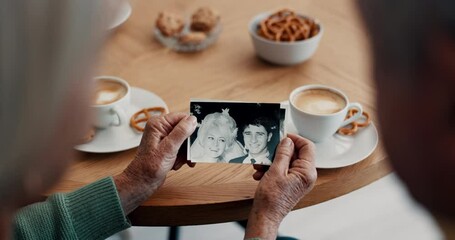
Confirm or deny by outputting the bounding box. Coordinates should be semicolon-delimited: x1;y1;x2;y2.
230;116;275;165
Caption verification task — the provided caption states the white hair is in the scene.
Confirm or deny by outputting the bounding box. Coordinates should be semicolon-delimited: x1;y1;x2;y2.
0;0;105;199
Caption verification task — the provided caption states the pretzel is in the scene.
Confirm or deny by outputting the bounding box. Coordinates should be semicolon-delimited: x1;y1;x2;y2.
81;127;96;143
130;107;167;132
338;122;359;136
337;109;372;136
349;109;371;127
257;9;319;42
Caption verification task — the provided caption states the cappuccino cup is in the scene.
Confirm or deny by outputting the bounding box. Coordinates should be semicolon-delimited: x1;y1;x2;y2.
289;85;363;142
92;76;130;129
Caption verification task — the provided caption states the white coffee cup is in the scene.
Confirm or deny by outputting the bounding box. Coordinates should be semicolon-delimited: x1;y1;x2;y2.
289;84;363;142
92;76;130;129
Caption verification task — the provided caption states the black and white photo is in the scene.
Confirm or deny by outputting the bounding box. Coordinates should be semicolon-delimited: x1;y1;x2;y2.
189;100;283;165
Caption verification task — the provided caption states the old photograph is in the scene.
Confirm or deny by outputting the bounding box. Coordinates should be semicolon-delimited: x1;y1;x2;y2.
188;100;284;165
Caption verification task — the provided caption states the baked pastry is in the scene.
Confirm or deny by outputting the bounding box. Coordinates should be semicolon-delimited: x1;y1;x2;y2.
190;7;220;33
257;9;320;42
179;32;207;45
154;7;221;52
156;11;185;37
130;107;167;132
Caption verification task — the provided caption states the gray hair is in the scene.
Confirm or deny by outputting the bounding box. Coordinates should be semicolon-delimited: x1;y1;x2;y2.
358;0;455;83
0;0;105;199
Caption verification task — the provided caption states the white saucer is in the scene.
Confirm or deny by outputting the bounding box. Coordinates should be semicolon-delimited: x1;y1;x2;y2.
75;87;168;153
108;0;132;30
282;102;379;169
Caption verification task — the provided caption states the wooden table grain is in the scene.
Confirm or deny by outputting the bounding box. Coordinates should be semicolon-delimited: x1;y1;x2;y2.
50;0;391;226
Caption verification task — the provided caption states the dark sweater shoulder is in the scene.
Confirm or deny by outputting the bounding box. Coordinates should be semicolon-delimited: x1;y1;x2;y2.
229;155;247;163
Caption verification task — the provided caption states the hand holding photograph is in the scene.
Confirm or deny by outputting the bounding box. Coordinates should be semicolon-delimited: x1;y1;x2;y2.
188;100;285;165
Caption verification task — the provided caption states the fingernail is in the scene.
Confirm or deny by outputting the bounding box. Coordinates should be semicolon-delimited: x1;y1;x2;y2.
188;115;197;126
283;137;292;146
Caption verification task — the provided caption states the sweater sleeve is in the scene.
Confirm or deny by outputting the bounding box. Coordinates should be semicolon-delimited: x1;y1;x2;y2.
13;177;131;240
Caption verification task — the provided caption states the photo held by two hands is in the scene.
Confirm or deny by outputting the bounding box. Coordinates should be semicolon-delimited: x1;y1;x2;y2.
114;99;318;239
188;100;284;165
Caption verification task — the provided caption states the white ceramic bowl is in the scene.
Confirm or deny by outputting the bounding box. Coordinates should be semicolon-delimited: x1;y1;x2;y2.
248;12;323;65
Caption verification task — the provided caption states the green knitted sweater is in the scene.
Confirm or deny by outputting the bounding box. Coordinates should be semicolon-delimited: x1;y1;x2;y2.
13;177;131;239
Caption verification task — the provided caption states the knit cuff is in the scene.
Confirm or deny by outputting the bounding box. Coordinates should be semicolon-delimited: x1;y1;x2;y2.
64;177;131;239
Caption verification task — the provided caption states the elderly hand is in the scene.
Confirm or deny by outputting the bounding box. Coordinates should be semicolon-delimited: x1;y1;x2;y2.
245;134;317;240
114;112;197;214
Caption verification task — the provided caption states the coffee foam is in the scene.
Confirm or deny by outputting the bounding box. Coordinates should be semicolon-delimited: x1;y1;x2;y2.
293;89;346;115
94;80;127;105
95;90;123;105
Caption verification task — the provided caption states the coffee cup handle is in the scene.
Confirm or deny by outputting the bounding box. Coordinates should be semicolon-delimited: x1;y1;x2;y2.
110;106;127;126
340;103;363;127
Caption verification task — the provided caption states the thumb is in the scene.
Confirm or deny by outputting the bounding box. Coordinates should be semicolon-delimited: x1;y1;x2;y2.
270;137;294;174
161;115;197;154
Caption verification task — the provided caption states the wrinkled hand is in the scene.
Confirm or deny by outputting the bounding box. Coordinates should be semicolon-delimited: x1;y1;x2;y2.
245;134;317;239
114;112;197;214
126;112;197;183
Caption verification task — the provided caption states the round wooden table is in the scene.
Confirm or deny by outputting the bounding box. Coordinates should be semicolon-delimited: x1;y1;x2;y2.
49;0;391;226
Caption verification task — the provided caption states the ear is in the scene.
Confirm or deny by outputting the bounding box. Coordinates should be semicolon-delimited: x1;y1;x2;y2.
267;133;272;142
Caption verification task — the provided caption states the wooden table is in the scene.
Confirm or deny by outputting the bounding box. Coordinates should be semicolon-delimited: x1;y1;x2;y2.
51;0;391;226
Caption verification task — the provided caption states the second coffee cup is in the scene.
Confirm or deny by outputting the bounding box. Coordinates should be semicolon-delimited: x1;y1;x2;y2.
289;84;363;142
92;76;130;129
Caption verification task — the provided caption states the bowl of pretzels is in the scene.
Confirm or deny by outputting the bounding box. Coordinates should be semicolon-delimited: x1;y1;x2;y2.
249;9;323;65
